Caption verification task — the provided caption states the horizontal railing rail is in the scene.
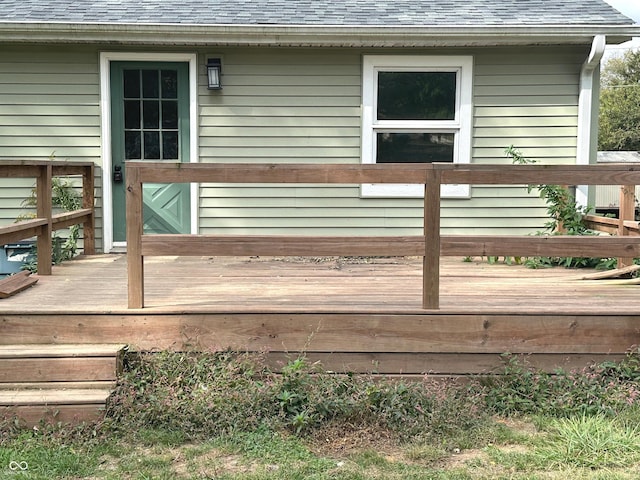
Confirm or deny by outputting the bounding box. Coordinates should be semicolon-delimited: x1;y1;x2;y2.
126;162;640;309
0;160;95;275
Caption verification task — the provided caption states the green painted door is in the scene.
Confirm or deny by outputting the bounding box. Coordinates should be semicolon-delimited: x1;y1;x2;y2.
110;62;191;243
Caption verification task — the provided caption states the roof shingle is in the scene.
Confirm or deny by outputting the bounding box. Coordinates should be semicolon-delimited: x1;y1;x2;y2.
0;0;634;26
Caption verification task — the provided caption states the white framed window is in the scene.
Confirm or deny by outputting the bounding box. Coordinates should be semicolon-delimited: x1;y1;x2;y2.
361;55;473;197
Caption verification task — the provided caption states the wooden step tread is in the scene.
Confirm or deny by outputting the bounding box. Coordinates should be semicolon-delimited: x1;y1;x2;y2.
0;404;107;426
0;343;127;358
0;271;38;298
0;356;119;382
0;389;112;406
0;381;116;390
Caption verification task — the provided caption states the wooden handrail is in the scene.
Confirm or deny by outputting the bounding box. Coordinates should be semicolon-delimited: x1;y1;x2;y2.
125;162;640;309
0;160;95;274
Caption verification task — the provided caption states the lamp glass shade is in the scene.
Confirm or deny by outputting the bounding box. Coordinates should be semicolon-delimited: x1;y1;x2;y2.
207;60;222;90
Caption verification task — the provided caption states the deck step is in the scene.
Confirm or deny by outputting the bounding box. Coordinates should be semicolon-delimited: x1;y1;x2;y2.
0;343;126;426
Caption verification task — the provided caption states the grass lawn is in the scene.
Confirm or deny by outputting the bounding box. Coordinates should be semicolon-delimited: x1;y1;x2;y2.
4;350;640;479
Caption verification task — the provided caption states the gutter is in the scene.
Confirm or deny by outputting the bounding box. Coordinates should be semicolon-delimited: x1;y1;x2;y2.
0;22;637;47
576;34;606;207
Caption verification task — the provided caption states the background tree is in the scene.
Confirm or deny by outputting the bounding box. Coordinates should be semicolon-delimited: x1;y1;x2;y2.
598;50;640;151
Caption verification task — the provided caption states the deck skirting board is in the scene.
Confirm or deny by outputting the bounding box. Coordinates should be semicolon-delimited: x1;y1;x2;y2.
1;313;638;364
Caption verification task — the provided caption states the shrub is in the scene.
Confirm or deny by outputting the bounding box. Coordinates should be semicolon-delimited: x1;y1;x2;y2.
104;350;490;446
479;351;640;417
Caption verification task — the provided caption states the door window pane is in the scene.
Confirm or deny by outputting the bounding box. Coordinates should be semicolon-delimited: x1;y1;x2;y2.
120;67;182;162
142;70;159;98
143;100;160;129
124;100;140;129
163;132;179;159
123;70;140;98
162;101;178;129
144;131;160;159
376;132;454;163
125;131;141;160
377;72;456;121
161;70;178;99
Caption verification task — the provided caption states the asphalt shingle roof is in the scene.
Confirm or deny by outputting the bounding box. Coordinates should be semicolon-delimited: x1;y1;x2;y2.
0;0;633;26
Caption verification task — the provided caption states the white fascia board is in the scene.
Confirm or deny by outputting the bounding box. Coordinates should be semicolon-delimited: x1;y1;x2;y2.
0;23;638;47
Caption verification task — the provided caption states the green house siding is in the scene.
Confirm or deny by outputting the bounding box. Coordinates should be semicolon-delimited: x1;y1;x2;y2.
197;46;584;236
0;44;588;246
0;45;104;248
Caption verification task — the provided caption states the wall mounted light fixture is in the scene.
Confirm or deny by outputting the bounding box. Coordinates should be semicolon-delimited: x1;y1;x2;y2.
207;58;222;90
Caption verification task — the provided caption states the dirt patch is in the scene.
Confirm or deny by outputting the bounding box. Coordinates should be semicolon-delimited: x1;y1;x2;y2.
305;421;401;458
172;447;255;478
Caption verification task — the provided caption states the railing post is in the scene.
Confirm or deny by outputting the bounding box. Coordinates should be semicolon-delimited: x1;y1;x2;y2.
423;168;441;309
36;163;52;275
126;164;144;308
618;184;636;268
82;163;96;255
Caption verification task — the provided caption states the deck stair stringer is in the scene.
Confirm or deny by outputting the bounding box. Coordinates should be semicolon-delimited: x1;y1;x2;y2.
0;343;126;426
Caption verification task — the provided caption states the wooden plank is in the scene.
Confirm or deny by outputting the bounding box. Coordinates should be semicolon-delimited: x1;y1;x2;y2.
141;234;640;258
0;218;47;245
0;381;115;390
581;265;640;280
129;162;640;186
0;388;111;406
1;313;638;355
0;344;125;358
618;185;637;267
35;164;52;275
125;166;144;309
438;163;640;186
441;235;640;257
51;208;93;230
129;161;432;185
82;163;95;255
423;169;441;309
141;234;425;257
264;352;625;374
0;358;119;382
0;404;106;426
0;271;38;299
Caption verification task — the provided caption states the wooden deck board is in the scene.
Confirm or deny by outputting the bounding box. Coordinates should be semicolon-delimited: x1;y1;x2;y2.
0;254;637;314
1;254;639;375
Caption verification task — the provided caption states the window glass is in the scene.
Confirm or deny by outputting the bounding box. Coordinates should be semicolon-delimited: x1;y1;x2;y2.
377;133;454;163
161;70;178;99
142;70;159;98
163;132;179;159
361;56;472;197
143;100;159;129
377;72;456;121
143;131;160;159
162;101;178;129
125;131;141;160
123;70;140;98
124;100;140;129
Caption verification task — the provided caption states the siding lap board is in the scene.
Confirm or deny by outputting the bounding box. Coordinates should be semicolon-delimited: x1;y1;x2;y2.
0;45;586;241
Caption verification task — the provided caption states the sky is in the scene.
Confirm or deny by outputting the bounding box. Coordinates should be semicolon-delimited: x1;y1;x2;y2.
603;0;640;56
604;0;640;22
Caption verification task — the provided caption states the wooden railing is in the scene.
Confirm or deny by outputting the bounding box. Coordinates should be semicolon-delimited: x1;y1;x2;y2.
125;162;640;309
0;160;95;275
584;183;639;268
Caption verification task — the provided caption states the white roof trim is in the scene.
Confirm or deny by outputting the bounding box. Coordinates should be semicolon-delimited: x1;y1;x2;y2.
0;23;638;46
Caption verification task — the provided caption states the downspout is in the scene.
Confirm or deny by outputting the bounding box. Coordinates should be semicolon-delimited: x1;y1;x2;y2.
576;34;606;207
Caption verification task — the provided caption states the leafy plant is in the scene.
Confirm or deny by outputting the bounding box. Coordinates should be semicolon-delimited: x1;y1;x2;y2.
505;146;614;270
17;177;82;271
479;351;640;417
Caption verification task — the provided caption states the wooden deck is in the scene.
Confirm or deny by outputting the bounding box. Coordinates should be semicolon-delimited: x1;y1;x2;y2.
1;253;639;314
1;254;639;375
